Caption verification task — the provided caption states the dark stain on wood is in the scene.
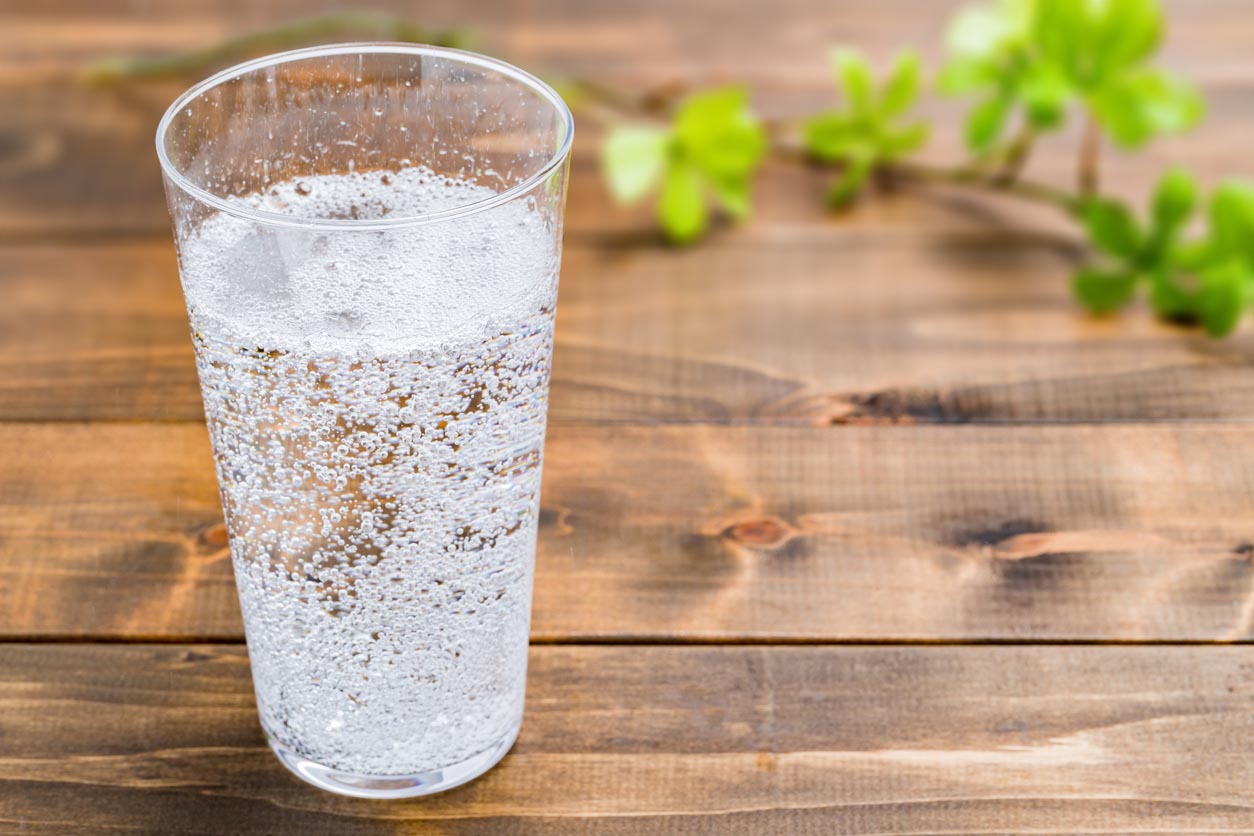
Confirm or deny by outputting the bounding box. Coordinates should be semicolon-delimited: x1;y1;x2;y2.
538;506;574;537
113;539;187;573
950;519;1048;549
677;532;741;574
820;362;1254;426
991;551;1090;600
831;389;982;425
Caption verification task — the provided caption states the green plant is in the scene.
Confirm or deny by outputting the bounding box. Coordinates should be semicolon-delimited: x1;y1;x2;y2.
599;0;1253;335
90;4;1247;336
601;88;766;243
1075;175;1254;336
939;0;1201;161
803;50;929;207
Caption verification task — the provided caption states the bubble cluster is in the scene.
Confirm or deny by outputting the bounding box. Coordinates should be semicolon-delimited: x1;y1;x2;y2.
179;168;558;775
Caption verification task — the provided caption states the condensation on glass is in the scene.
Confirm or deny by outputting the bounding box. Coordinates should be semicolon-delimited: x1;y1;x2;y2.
157;44;572;799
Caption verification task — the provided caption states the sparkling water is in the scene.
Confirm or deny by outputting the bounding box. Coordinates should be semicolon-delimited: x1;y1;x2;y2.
179;168;558;776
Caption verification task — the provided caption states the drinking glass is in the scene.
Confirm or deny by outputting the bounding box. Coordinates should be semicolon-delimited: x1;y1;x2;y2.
156;43;572;798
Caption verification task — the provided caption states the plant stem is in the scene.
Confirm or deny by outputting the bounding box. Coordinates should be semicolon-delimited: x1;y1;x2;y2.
1078;112;1101;197
81;13;472;84
565;78;651;116
884;159;1078;213
994;126;1036;185
564;78;683;119
91;22;1085;227
759;131;1078;214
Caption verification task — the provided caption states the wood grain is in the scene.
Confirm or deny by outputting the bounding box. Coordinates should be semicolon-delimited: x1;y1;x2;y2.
5;1;1254;831
4;78;1254;241
1;0;1253;240
6;421;1254;641
0;83;1051;241
4;643;1254;833
5;239;1253;423
2;0;1251;84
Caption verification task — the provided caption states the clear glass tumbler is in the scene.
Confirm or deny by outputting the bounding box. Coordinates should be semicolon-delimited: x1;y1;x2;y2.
156;44;572;798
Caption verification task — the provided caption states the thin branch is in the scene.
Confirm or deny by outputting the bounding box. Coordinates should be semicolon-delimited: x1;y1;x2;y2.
884;159;1079;213
994;125;1036;186
89;23;1086;226
81;13;472;84
547;77;690;130
565;78;656;117
1078;112;1101;198
758;130;1077;213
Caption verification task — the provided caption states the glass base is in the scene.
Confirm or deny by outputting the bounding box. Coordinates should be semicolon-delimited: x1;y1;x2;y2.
266;726;520;799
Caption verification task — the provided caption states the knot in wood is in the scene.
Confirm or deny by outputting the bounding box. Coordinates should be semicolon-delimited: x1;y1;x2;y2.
724;517;791;548
200;522;229;548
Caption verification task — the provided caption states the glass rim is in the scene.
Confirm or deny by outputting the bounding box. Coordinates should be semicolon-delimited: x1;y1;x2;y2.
155;42;575;232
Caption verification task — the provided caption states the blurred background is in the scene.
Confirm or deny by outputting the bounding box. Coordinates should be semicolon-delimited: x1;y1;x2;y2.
3;0;1249;247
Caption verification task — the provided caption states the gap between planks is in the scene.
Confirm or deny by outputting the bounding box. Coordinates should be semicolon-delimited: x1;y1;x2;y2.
3;635;1253;647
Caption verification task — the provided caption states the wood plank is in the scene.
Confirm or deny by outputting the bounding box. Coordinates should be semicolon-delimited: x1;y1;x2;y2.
1;0;1250;85
5;421;1254;641
0;84;1035;240
3;75;1254;240
554;237;1254;425
0;243;203;421
3;643;1254;833
0;0;1252;239
4;239;1253;423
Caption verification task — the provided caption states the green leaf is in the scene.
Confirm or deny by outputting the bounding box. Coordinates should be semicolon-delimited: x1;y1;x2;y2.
803;112;863;161
1208;181;1254;264
833;49;875;117
808;49;927;180
1090;69;1204;148
1169;238;1215;273
880;51;922;118
881;123;930;158
658;162;707;244
946;0;1029;58
1079;198;1143;260
946;5;1004;56
706;172;753;219
601;125;669;204
937;56;996;95
1093;0;1162;79
1150;268;1200;321
1033;0;1089;86
694;124;766;178
1199;259;1250;336
1072;268;1139;313
1032;0;1160;89
827;156;874;209
675;88;745;142
965;95;1011;153
1020;63;1071;130
1150;168;1198;240
674;87;765;178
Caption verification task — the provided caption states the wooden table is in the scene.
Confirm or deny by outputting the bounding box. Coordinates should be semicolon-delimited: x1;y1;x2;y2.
5;0;1254;832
